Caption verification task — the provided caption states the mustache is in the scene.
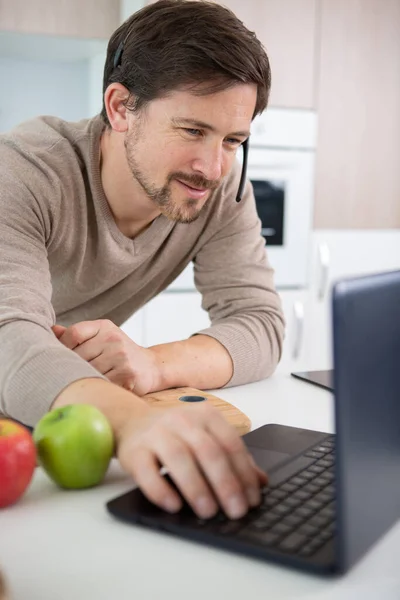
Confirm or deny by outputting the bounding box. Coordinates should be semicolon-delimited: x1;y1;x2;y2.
169;172;220;191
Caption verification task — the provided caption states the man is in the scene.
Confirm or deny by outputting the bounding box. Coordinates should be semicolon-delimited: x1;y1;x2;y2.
0;0;284;520
0;569;8;600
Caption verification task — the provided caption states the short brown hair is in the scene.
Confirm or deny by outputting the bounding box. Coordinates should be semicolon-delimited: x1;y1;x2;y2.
101;0;271;125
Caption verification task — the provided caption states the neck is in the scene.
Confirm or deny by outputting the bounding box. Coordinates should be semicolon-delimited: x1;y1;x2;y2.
99;128;160;238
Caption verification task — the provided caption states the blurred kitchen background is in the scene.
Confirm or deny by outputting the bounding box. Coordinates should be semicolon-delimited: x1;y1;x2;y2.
1;0;399;374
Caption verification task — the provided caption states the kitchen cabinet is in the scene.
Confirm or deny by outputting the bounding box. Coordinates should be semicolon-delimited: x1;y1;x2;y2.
0;0;120;39
120;306;146;347
313;0;400;229
139;292;211;348
301;230;400;370
274;290;310;374
215;0;319;110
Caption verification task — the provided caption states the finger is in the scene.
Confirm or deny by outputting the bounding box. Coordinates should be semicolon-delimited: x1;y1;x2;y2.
150;431;219;519
102;367;136;391
52;325;66;339
57;321;101;350
72;340;105;365
128;447;183;513
249;454;269;487
207;415;266;507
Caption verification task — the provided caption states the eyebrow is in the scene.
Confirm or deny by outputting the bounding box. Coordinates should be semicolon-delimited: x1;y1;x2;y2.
172;117;250;138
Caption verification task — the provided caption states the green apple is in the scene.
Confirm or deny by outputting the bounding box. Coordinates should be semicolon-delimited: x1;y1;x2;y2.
33;405;114;489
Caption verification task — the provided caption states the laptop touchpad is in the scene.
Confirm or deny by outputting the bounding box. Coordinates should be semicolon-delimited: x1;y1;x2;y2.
248;446;291;472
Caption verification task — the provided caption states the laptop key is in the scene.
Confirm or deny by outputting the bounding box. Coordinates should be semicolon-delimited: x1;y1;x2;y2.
316;458;334;468
216;520;247;535
289;476;308;487
294;506;315;519
308;514;330;528
278;532;308;553
313;446;330;454
298;470;316;481
309;465;326;474
305;499;325;511
293;490;312;501
298;539;325;557
263;496;279;508
260;512;281;525
270;522;293;536
319;528;334;541
312;476;330;488
315;491;334;504
270;489;288;500
324;484;335;496
304;450;325;459
319;505;335;519
319;472;334;482
280;482;298;493
298;522;320;537
302;482;322;494
272;504;292;516
298;544;317;557
268;456;315;488
282;514;304;528
239;530;280;547
248;518;273;532
283;496;303;508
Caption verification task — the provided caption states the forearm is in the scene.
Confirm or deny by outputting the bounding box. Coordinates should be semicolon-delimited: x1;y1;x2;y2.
150;334;233;391
52;378;151;442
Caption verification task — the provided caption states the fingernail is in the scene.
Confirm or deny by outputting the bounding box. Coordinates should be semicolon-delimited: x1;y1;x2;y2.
195;496;217;519
246;487;260;507
226;494;247;519
163;496;181;513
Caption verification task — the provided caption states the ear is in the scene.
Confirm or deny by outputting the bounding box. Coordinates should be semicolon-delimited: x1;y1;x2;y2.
103;83;133;132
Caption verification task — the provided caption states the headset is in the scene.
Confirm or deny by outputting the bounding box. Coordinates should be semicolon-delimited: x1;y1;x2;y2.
113;38;249;203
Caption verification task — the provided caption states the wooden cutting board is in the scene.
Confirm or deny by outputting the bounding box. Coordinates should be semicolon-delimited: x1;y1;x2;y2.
142;387;251;436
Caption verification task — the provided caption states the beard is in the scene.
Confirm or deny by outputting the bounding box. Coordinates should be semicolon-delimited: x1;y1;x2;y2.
124;130;220;224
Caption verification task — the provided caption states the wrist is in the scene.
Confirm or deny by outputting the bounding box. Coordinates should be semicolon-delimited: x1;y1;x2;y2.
147;343;184;391
52;378;152;445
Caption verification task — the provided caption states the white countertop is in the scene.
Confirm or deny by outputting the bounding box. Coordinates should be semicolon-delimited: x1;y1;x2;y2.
1;373;400;600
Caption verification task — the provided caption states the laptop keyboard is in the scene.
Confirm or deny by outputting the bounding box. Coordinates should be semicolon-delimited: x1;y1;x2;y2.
195;436;336;558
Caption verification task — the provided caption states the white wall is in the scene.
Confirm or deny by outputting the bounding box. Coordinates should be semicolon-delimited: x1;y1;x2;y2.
120;0;146;21
88;49;108;117
0;57;90;132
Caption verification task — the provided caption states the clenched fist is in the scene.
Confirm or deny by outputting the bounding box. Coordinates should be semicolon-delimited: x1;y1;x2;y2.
53;319;159;396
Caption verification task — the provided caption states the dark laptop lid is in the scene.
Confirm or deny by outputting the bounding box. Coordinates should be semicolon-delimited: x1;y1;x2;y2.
291;369;334;392
333;270;400;572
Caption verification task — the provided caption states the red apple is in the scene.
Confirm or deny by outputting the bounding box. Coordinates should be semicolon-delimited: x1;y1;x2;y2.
0;419;37;508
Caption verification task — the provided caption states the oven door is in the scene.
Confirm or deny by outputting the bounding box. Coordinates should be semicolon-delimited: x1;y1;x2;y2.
246;147;315;289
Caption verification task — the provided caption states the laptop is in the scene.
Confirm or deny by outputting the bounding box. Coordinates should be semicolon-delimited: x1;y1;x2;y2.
106;270;400;575
291;369;334;392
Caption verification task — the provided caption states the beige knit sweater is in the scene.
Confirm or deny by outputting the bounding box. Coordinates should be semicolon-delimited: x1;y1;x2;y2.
0;115;284;426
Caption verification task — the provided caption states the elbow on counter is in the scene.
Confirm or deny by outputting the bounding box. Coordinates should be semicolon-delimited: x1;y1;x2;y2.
224;307;286;388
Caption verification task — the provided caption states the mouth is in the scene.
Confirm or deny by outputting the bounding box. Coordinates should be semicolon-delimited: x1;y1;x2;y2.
175;179;210;200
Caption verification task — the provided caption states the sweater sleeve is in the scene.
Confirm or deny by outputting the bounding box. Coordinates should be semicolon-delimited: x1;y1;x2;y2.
193;169;285;387
0;157;105;427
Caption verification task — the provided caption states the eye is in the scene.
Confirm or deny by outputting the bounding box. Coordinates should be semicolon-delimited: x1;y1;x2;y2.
184;128;202;137
225;137;243;146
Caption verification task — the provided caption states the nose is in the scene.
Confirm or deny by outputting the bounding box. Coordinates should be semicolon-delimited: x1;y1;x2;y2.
191;141;225;182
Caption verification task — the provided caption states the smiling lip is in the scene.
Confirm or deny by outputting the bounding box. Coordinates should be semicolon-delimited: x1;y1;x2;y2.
175;179;209;200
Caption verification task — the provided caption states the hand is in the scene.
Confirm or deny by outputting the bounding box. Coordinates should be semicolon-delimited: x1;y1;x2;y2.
117;401;268;520
52;320;159;396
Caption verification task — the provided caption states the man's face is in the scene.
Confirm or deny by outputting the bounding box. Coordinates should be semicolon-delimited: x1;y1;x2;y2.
124;83;257;223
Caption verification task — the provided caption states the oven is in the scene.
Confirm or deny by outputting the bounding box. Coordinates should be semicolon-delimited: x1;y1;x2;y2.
245;108;317;289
